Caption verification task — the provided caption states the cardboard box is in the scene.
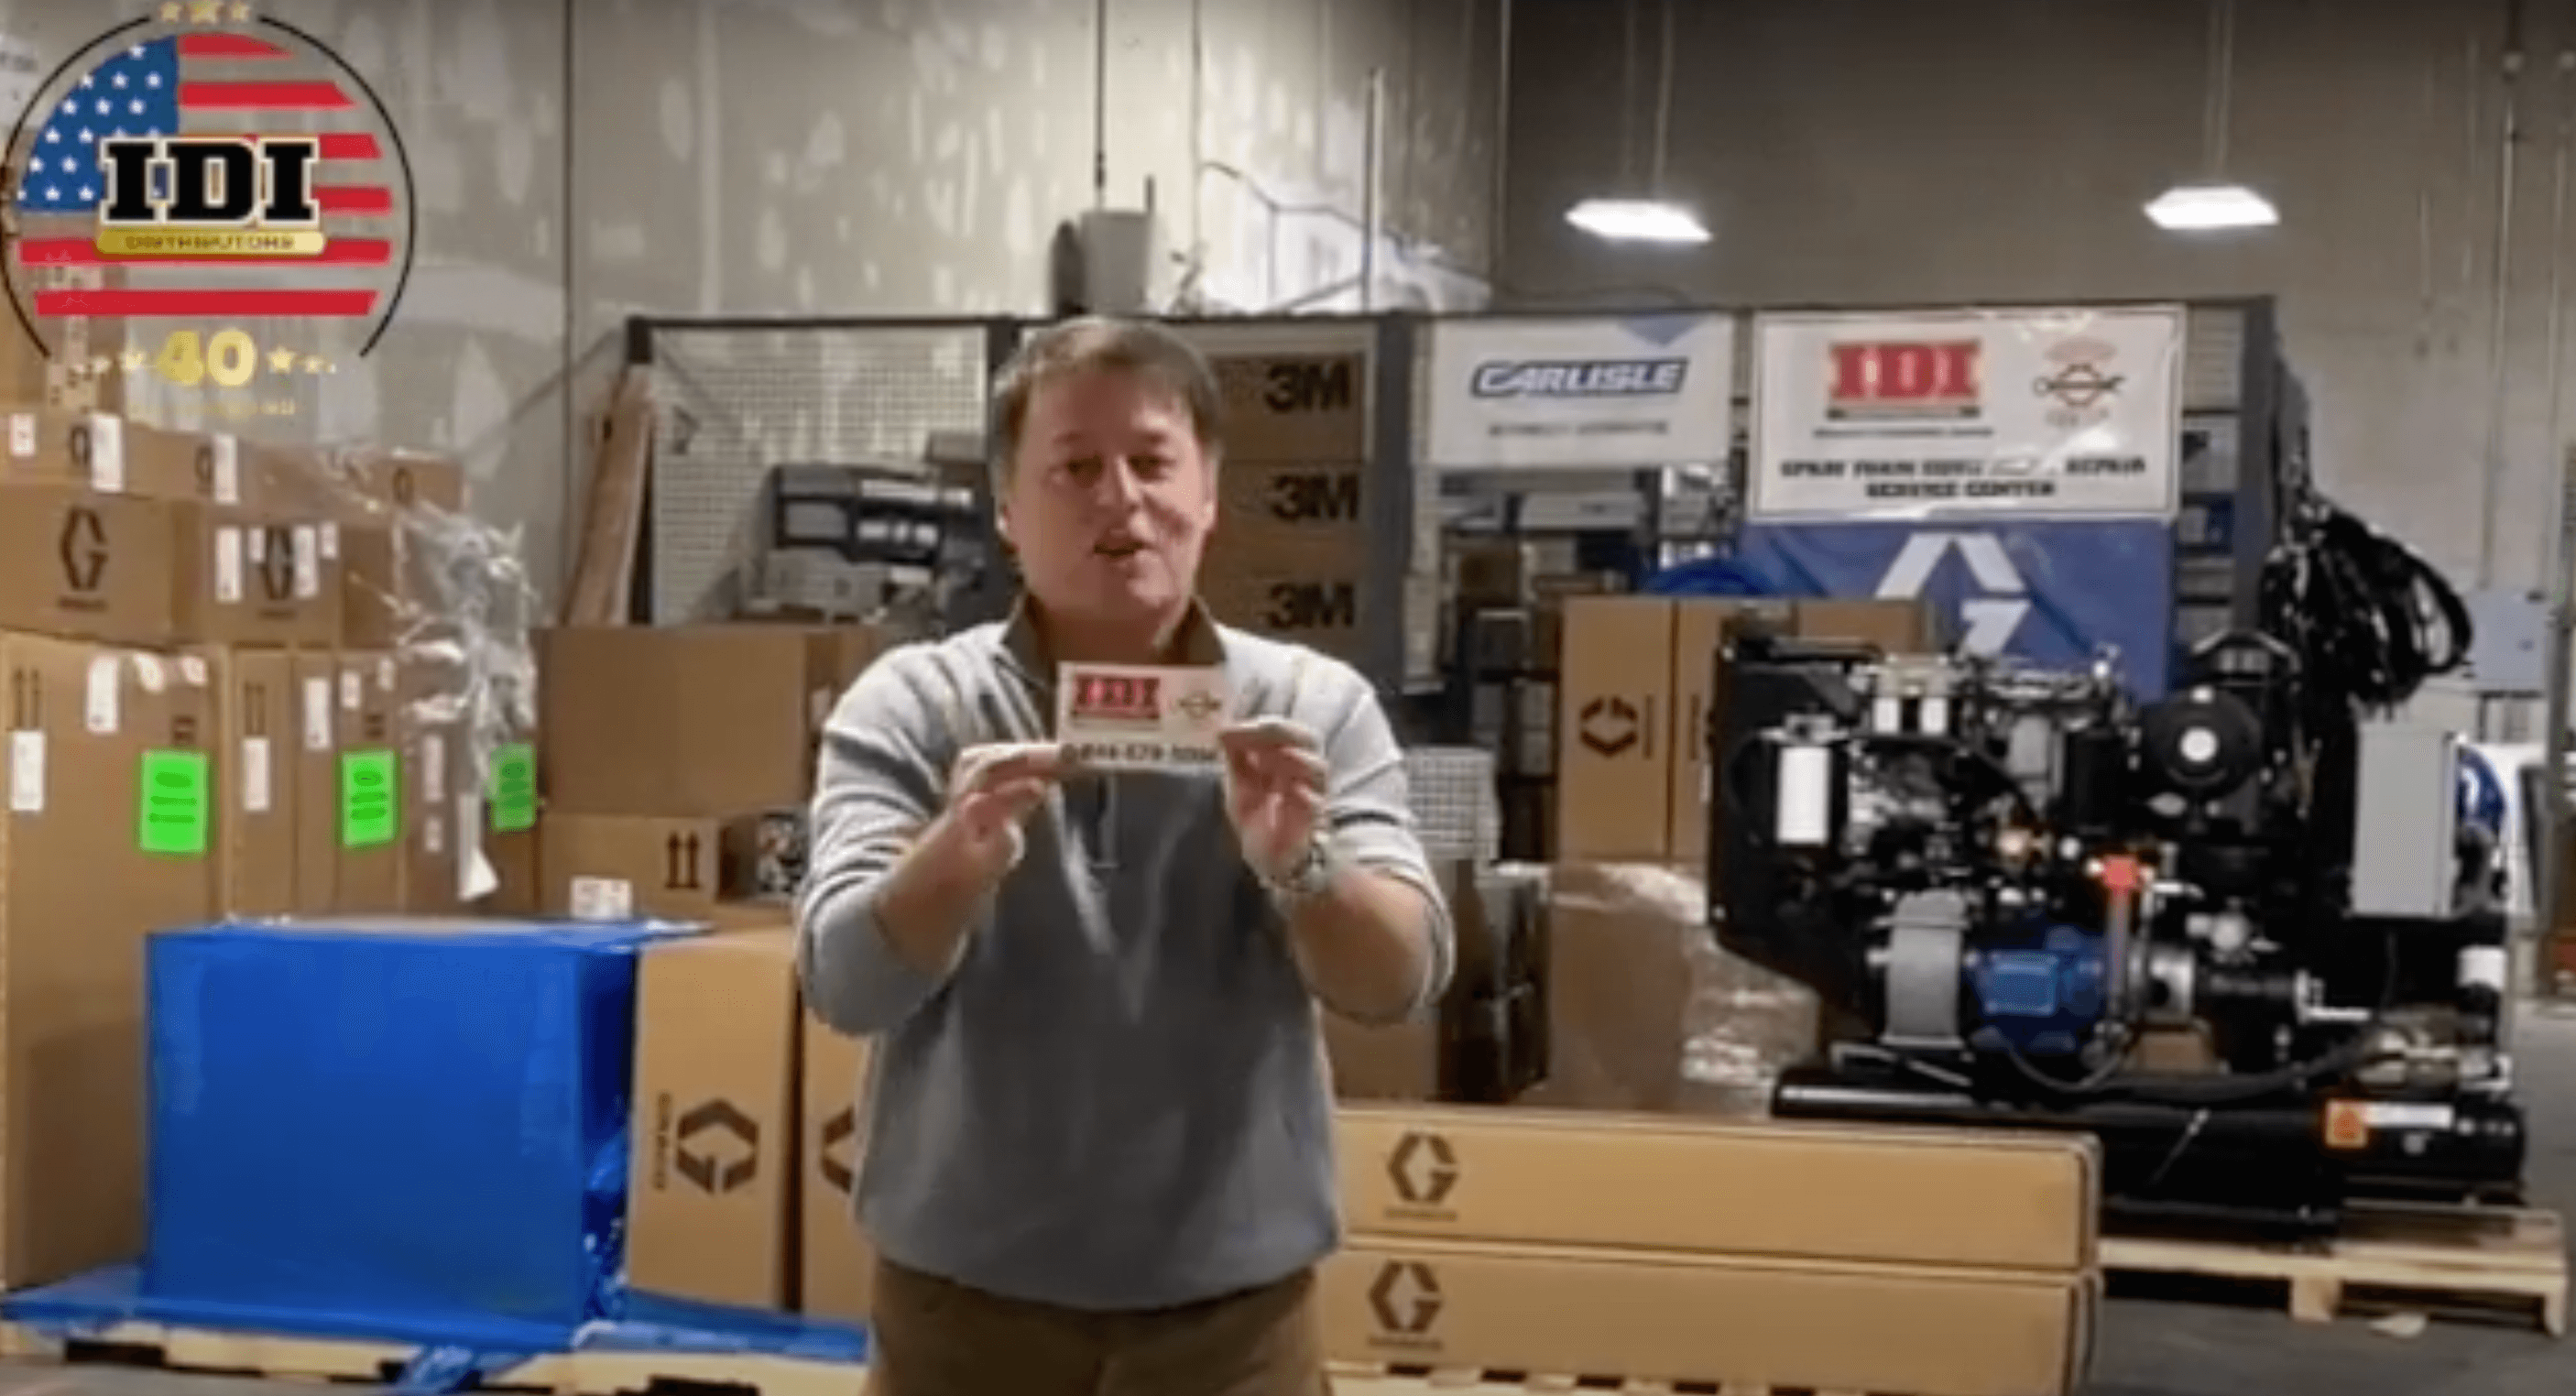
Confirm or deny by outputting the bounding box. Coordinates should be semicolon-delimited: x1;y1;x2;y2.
1555;597;1676;861
1322;1238;2094;1396
540;813;726;921
289;653;340;912
1216;462;1370;569
1337;1104;2097;1271
205;647;298;916
1557;596;1942;862
1196;349;1369;463
184;511;342;649
335;652;403;912
627;929;801;1309
1199;569;1367;665
0;409;204;501
799;1016;875;1324
539;626;853;819
1323;1015;1444;1104
0;633;216;1288
0;484;188;649
397;654;469;915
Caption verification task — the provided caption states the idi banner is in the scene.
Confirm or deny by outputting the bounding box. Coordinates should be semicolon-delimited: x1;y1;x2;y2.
1746;305;2186;522
1422;312;1736;470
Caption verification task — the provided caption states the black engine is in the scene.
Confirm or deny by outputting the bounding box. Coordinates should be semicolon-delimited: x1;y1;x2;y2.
1708;498;2525;1235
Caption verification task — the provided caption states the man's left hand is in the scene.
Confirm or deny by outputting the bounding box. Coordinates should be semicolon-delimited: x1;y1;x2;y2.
1218;718;1328;879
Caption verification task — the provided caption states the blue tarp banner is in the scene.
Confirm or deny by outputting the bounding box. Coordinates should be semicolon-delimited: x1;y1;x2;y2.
1731;518;2178;698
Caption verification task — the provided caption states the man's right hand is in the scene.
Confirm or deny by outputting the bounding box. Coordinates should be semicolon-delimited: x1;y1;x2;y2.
919;741;1068;891
872;741;1066;977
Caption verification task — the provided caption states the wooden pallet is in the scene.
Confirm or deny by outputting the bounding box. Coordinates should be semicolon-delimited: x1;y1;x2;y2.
0;1318;861;1396
2101;1201;2569;1334
1331;1362;1887;1394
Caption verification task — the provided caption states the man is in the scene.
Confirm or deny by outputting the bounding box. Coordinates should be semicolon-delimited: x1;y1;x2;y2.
797;315;1454;1396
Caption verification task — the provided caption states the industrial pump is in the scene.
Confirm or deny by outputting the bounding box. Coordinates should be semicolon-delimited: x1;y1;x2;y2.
1708;497;2525;1233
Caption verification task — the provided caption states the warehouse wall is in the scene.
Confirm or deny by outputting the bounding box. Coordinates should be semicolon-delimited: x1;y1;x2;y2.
0;0;1503;599
1502;0;2563;602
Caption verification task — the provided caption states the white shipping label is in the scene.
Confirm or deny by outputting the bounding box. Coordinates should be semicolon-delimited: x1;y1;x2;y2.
423;732;447;803
293;526;320;598
376;657;395;691
209;435;241;505
8;731;44;813
423;813;444;855
84;656;119;734
8;731;43;808
321;520;340;561
302;676;333;750
340;671;361;712
84;413;123;492
214;528;244;603
2362;1102;2457;1131
569;876;633;922
7;413;33;459
242;736;272;813
1053;662;1232;770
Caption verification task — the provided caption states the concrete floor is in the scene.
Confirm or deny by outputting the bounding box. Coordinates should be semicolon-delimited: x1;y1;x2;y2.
0;1015;2567;1396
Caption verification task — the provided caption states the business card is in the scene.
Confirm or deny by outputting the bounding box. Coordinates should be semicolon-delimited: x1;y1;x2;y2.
1055;662;1230;770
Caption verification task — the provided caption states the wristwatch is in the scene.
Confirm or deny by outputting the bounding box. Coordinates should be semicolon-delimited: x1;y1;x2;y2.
1260;834;1339;908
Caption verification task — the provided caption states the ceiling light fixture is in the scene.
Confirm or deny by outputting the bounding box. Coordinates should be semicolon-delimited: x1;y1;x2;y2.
2144;182;2279;232
2151;0;2276;234
1566;198;1712;245
1570;1;1709;247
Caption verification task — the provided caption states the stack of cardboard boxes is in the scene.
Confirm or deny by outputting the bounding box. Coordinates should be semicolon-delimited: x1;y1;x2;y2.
1327;1105;2101;1394
530;622;892;1325
1182;328;1379;667
0;408;473;1292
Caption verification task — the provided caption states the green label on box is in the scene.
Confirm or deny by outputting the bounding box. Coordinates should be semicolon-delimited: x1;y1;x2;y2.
139;750;210;856
490;741;536;833
341;748;398;848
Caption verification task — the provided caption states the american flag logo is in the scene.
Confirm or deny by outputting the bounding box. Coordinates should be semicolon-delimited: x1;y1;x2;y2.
5;8;409;339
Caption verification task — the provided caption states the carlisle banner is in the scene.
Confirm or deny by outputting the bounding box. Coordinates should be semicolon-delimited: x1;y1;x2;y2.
1422;312;1735;470
1746;305;2186;522
1730;518;2178;699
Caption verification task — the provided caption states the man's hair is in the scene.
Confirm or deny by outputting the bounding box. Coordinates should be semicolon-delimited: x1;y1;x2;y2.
988;317;1225;489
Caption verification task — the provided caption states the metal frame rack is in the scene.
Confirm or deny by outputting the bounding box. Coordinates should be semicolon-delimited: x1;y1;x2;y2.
617;312;1431;691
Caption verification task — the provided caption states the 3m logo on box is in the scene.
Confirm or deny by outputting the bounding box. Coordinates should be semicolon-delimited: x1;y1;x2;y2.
1826;340;1982;420
1055;662;1228;770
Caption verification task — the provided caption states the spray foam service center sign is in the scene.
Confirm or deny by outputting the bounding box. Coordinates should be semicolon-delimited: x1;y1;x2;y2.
1746;306;2185;521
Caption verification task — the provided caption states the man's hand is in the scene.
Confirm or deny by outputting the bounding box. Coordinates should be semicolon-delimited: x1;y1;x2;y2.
1219;718;1328;879
919;742;1066;889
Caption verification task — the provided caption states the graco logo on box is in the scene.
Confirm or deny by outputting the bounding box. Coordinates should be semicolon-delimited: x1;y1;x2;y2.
1468;357;1687;399
0;3;417;421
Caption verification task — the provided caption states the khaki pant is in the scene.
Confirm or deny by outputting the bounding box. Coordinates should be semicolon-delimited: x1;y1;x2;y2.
863;1258;1333;1396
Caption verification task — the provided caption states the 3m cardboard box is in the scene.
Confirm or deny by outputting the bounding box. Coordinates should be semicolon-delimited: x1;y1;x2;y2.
1217;462;1370;571
204;647;298;916
540;626;862;819
0;484;188;649
800;1016;875;1323
1322;1238;2094;1396
1557;596;1942;862
627;929;800;1310
1337;1104;2098;1271
0;633;216;1288
1192;344;1369;463
1200;569;1367;665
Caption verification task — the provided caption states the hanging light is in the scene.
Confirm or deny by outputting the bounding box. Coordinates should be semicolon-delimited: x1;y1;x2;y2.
1570;1;1709;247
2145;182;2279;231
2151;0;2277;234
1566;198;1712;245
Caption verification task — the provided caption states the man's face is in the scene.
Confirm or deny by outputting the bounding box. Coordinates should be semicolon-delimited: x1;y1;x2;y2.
999;366;1217;630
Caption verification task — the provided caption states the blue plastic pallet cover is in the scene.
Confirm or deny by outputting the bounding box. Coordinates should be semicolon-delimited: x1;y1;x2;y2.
143;918;700;1332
